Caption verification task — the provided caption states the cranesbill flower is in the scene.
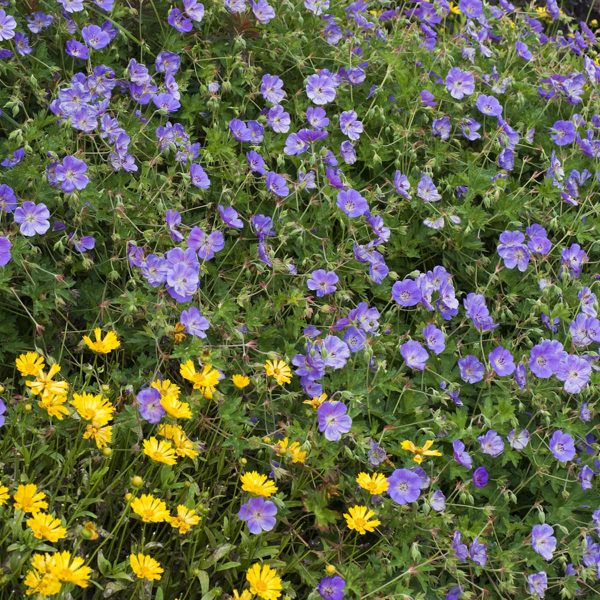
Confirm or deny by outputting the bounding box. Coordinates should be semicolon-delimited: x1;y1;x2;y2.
561;243;588;278
387;468;422;505
555;354;592;393
307;106;329;128
239;497;277;534
445;67;475;100
339;110;363;141
430;489;446;512
307;269;338;297
416;174;441;202
0;184;17;213
489;346;515;376
337;189;368;217
190;163;210;188
549;430;576;462
251;0;275;24
550;120;576;146
508;428;529;450
469;538;487;566
267;105;290;133
55;156;89;193
580;465;594;490
392;279;421;307
0;9;16;40
400;340;429;371
473;466;489;488
0;236;11;266
189;228;224;261
531;524;556;561
180;307;209;338
527;572;548;598
476;94;503;117
452;440;473;469
306;73;337;105
317;575;345;600
422;324;445;354
432;116;451;140
452;531;468;561
184;0;205;21
260;74;286;104
137;387;165;424
317;401;352;441
168;7;193;32
458;355;484;383
394;171;411;199
14;202;51;237
478;430;504;457
529;339;564;379
266;172;288;197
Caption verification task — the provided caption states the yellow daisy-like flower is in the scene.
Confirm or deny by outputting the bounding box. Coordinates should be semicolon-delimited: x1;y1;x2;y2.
26;364;69;399
0;484;9;506
168;505;201;534
130;553;164;581
143;437;178;465
130;494;170;523
356;472;389;495
24;556;62;598
16;352;45;377
27;512;67;543
264;359;292;386
240;471;278;497
246;563;282;600
232;374;250;389
151;379;192;419
303;393;327;410
273;438;308;464
71;392;115;427
158;424;198;458
179;361;221;398
173;322;187;344
449;1;461;14
38;392;69;420
343;505;381;535
82;328;121;354
232;590;254;600
400;440;442;464
49;551;92;588
83;424;113;449
14;483;48;514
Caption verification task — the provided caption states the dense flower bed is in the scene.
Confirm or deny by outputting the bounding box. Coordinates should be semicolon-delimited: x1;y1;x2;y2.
0;0;599;598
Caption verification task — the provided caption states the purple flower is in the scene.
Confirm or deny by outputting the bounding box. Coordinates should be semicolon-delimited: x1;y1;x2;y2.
137;387;165;424
188;228;225;261
580;465;594;490
529;340;564;379
463;293;497;332
70;235;96;253
339;110;363;141
307;107;329;129
306;73;337;105
555;354;591;394
527;572;548;598
344;327;366;353
238;497;277;534
446;586;462;600
284;133;309;156
416;174;441;202
168;7;193;32
317;576;345;600
497;230;530;271
478;430;504;457
55;156;89;193
184;0;205;22
14;202;51;237
317;401;352;441
393;171;411;199
430;489;446;512
549;430;576;463
452;531;468;561
337;189;368;218
307;269;339;297
66;39;89;60
508;429;529;451
218;205;243;229
251;0;275;24
459;0;483;18
432;116;451;141
387;468;422;505
461;118;481;141
165;210;184;243
266;172;289;198
422;324;445;355
400;340;429;371
452;440;473;469
180;307;209;338
251;214;275;239
475;94;503;117
368;439;386;466
0;237;11;267
473;466;489;488
81;24;111;50
531;524;556;561
469;538;487;567
550;120;576;146
392;279;421;307
267;106;290;133
445;67;475;100
489;346;515;376
0;9;16;41
458;355;484;383
0;184;17;213
561;243;588;279
261;74;286;104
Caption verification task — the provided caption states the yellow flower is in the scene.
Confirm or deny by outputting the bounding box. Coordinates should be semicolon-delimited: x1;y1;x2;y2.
38;392;69;420
24;555;62;597
356;472;389;495
400;440;442;464
179;361;221;398
71;392;115;427
173;322;186;344
49;551;92;588
303;393;327;409
232;374;250;389
535;6;550;19
14;483;48;514
143;437;178;465
168;505;201;534
130;494;170;523
151;379;192;419
273;438;307;464
16;352;45;377
449;1;461;14
26;364;69;399
27;512;67;542
264;360;292;386
0;484;9;506
232;590;254;600
82;521;99;541
158;424;198;458
246;563;282;600
240;471;278;497
343;505;381;535
82;328;121;354
83;424;113;449
130;553;164;581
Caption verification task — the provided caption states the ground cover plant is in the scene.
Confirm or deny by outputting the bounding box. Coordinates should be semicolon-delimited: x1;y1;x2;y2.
0;0;599;598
